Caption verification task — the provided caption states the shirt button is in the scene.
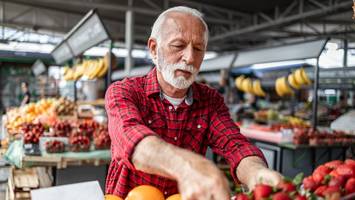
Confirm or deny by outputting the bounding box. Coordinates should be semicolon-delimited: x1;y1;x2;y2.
168;106;173;110
174;136;178;141
148;120;152;124
197;124;201;129
164;191;168;195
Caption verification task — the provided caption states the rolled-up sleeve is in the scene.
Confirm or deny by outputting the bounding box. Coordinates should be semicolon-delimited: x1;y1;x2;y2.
207;91;266;183
105;81;158;169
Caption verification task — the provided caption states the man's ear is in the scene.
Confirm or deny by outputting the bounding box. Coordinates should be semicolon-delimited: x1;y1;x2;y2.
148;38;158;62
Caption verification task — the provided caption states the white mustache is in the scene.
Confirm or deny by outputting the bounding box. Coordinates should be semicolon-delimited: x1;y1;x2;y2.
168;63;196;74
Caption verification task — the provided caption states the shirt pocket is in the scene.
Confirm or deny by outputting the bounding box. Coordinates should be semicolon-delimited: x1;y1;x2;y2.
181;116;209;150
144;112;166;135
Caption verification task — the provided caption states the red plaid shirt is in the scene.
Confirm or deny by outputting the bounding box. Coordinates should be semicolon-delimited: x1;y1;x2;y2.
105;67;265;198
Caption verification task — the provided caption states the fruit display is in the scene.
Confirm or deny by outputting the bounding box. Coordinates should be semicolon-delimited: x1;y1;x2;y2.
5;98;56;134
302;159;355;199
54;97;76;116
45;140;66;153
22;123;45;144
63;58;108;81
52;121;72;137
293;128;355;146
235;76;266;97
69;134;91;152
93;126;110;150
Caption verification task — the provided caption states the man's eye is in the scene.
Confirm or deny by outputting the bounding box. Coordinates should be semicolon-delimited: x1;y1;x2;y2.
172;45;183;48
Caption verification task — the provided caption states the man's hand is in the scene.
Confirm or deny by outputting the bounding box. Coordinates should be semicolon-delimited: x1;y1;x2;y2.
132;136;230;200
236;156;283;190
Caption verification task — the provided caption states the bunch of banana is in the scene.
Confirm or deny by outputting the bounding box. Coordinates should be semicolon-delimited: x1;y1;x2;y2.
294;68;311;85
235;76;266;97
235;75;245;90
275;77;294;97
84;59;108;80
287;73;301;89
252;80;266;97
63;66;75;81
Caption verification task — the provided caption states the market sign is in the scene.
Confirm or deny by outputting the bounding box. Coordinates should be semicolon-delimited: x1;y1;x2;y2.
51;42;73;65
67;13;109;56
31;59;47;76
51;9;111;64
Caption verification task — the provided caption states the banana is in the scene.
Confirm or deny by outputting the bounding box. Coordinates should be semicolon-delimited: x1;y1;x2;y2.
280;76;294;96
242;78;253;93
88;60;101;79
63;68;74;81
235;75;245;90
300;68;312;85
97;59;108;78
288;73;301;89
275;77;284;97
252;80;266;97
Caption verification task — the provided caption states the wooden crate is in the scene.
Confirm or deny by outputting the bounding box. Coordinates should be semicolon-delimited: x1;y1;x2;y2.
7;167;40;200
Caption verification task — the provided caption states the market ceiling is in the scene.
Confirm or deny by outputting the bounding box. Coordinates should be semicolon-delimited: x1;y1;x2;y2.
1;0;354;51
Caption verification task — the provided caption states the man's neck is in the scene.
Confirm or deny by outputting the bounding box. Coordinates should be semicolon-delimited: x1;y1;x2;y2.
157;71;188;98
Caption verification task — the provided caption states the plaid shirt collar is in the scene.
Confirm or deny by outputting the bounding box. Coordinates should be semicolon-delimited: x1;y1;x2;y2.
144;67;200;105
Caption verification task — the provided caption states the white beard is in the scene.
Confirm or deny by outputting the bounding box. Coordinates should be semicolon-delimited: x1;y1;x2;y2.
156;49;199;89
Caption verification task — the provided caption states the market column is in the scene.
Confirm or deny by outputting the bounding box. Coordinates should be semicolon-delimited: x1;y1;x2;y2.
125;0;134;75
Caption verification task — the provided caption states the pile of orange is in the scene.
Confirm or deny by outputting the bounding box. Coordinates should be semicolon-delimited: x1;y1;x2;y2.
105;185;181;200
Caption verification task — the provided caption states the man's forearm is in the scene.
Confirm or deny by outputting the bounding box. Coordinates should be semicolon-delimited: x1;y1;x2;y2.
132;135;208;180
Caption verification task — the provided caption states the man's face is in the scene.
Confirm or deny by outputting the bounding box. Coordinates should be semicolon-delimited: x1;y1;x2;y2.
152;12;206;89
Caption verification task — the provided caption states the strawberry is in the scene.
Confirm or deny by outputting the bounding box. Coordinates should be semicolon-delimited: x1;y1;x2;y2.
254;184;273;200
314;185;327;197
335;164;355;179
235;193;249;200
328;175;346;188
294;195;306;200
277;181;296;192
272;192;291;200
303;176;318;191
313;165;331;184
345;159;355;167
323;186;341;196
324;160;343;169
345;178;355;194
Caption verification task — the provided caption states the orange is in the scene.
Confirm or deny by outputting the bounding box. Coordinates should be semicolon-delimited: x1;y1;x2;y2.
166;194;181;200
105;194;123;200
125;185;165;200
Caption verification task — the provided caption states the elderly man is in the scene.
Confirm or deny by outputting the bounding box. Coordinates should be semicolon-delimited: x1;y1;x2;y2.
105;6;282;200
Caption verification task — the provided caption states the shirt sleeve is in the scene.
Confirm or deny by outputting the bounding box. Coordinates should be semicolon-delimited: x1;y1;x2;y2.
206;90;267;183
105;80;158;169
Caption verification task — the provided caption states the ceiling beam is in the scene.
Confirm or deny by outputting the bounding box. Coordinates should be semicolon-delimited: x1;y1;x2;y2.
209;0;352;42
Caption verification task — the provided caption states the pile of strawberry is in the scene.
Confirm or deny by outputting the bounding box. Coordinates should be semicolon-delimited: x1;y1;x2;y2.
234;159;355;200
302;159;355;198
52;121;72;137
234;178;306;200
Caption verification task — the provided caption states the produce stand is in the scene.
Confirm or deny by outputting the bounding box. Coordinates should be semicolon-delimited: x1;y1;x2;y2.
230;39;355;178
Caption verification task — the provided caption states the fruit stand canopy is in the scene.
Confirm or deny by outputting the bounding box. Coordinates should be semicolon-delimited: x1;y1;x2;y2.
232;39;328;68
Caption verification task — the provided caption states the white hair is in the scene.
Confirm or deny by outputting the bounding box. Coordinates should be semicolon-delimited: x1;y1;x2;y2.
150;6;209;46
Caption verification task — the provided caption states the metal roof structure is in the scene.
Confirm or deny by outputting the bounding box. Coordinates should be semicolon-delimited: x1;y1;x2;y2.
0;0;353;51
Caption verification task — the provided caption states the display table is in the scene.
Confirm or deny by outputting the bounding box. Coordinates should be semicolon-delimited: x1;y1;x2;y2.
240;127;351;177
4;140;111;190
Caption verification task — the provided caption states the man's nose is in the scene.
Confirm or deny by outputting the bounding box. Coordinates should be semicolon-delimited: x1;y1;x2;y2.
182;45;194;65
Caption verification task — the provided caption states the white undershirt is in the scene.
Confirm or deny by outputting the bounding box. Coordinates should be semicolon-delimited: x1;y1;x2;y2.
163;93;185;109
